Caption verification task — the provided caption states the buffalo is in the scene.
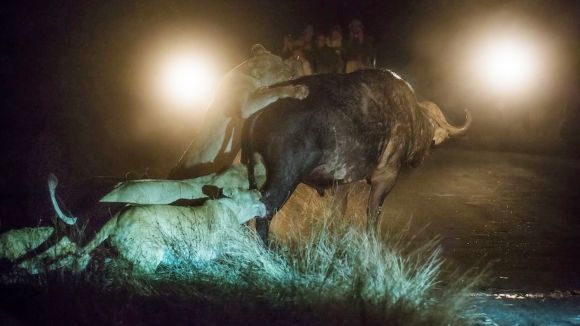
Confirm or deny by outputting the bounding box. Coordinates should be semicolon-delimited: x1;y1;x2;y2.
242;69;471;243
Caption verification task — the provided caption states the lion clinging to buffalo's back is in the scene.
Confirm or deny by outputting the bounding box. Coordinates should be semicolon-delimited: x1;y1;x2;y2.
169;44;309;180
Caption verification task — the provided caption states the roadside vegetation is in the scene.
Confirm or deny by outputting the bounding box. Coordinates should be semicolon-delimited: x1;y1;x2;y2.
1;187;483;325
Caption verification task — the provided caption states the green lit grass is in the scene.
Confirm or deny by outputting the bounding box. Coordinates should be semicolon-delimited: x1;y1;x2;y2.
1;187;483;325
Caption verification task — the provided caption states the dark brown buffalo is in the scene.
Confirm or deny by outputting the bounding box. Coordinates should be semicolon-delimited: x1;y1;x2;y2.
242;69;471;242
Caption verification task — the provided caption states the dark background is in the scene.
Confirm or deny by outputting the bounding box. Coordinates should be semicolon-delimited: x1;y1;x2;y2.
1;0;578;230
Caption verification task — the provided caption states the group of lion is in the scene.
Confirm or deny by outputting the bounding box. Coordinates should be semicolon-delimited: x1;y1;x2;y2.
0;44;307;274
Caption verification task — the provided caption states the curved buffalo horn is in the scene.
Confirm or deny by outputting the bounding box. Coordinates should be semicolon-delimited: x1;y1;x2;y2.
419;101;472;137
446;109;472;136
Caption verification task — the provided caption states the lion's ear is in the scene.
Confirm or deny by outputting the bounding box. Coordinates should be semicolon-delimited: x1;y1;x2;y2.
251;44;269;56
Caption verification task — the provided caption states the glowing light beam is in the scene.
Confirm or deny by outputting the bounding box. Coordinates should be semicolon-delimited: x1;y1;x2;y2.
156;49;218;110
473;34;541;96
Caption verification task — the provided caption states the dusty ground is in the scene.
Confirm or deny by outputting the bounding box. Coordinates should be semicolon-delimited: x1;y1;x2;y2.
384;148;580;291
272;147;580;324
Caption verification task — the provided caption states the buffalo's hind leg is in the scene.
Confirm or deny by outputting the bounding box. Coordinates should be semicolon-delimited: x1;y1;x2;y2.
255;218;271;245
256;153;319;245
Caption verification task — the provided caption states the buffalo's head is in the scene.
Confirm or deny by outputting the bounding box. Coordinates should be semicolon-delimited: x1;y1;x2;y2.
419;101;472;145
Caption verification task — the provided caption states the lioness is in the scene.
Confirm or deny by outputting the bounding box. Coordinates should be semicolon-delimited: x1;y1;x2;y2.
19;189;265;274
16;160;268;274
169;44;308;180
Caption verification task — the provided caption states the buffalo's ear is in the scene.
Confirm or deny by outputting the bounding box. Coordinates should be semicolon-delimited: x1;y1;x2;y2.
251;44;269;56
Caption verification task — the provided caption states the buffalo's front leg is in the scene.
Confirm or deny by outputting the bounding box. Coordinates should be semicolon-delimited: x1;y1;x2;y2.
367;139;404;232
367;170;399;231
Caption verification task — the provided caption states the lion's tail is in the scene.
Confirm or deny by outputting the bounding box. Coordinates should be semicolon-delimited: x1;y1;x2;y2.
47;173;77;225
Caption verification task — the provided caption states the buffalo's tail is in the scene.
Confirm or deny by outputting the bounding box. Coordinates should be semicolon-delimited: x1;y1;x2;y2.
241;115;258;190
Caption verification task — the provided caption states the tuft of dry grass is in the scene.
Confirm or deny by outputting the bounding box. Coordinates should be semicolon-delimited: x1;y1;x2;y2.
114;186;483;325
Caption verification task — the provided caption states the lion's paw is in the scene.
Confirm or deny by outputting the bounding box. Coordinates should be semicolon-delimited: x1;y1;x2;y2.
293;85;309;100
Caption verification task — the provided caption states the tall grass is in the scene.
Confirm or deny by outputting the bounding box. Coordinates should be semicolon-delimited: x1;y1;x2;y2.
112;189;482;325
2;187;482;325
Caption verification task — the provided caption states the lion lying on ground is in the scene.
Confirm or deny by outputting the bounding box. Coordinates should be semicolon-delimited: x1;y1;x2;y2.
169;44;309;180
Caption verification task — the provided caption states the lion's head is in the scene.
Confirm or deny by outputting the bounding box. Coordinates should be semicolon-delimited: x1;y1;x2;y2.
236;44;293;87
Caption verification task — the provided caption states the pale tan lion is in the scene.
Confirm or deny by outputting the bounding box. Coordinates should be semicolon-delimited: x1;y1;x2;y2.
12;159;269;274
18;190;265;274
169;44;308;180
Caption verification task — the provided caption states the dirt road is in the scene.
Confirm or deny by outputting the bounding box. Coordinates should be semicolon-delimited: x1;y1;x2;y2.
273;147;580;323
387;148;580;291
275;148;580;291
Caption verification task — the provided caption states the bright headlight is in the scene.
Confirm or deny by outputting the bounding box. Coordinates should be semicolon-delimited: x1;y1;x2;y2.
160;54;215;106
153;48;218;111
473;34;541;96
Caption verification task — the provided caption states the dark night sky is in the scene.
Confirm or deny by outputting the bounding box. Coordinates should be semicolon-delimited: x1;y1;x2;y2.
0;0;578;229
